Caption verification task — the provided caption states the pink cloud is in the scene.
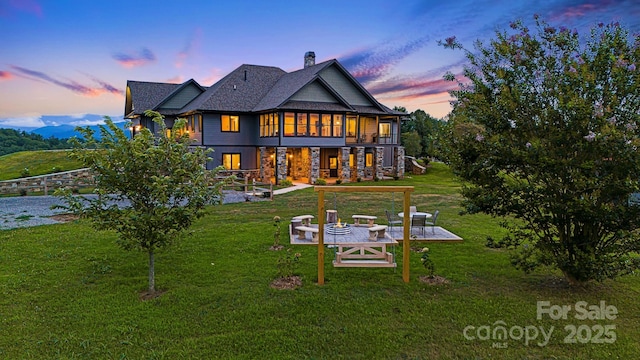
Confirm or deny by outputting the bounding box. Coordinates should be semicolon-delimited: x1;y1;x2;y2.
165;76;184;84
550;0;612;20
112;47;156;68
0;70;13;80
367;75;462;101
0;0;42;18
10;65;123;97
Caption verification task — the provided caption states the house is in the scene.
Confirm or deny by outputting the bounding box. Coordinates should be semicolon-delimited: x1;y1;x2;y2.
124;52;406;184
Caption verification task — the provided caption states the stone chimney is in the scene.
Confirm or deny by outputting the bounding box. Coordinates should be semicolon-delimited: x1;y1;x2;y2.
304;51;316;68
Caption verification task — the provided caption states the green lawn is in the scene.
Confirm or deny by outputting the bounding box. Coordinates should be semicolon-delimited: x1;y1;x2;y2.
0;150;84;180
1;163;638;359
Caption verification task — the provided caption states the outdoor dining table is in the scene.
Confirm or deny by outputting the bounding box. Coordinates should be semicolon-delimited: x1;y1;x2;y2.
398;211;432;219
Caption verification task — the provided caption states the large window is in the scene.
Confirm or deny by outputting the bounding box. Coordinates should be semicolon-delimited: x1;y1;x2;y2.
366;153;373;167
346;116;357;137
284;112;295;136
296;113;308;136
221;115;239;132
259;113;279;137
309;113;319;137
222;153;241;170
333;114;343;137
283;111;344;137
321;114;332;136
379;123;390;138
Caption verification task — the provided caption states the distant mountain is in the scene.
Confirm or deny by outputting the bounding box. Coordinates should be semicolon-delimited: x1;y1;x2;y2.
31;121;129;140
0;114;127;139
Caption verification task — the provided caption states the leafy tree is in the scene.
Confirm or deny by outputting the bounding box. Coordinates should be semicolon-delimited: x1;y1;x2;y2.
56;111;228;294
400;109;444;159
401;131;422;157
441;18;640;284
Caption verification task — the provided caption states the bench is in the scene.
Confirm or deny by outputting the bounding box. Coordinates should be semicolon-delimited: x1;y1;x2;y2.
295;226;319;242
292;215;314;226
352;215;377;227
368;225;388;241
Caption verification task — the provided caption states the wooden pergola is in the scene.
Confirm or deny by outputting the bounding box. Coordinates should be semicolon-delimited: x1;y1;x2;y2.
315;185;415;284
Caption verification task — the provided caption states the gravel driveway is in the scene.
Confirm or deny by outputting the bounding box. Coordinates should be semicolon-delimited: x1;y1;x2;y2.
0;190;267;230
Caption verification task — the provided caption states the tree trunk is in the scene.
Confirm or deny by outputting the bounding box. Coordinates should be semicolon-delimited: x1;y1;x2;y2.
148;249;155;293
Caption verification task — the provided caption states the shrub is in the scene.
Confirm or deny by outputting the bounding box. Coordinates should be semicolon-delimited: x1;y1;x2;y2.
420;247;435;277
335;179;342;184
315;178;327;185
277;248;301;278
20;168;30;178
280;179;293;187
19;188;28;196
357;177;362;182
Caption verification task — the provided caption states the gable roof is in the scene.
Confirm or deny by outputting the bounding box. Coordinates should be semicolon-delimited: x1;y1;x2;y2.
182;64;287;113
126;57;405;117
125;80;182;118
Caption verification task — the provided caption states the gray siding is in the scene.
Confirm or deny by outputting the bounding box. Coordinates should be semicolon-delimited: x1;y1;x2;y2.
206;146;257;170
319;66;373;106
159;83;202;109
202;113;257;146
290;82;339;103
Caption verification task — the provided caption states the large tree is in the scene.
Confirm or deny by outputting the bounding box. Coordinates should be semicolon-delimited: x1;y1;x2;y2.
57;111;228;294
441;18;640;284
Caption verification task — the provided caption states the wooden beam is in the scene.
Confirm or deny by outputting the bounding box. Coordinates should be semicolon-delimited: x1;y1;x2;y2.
403;190;411;283
317;189;325;285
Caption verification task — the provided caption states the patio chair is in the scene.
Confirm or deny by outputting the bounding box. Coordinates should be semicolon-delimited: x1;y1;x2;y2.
425;210;439;234
385;210;402;232
411;214;427;236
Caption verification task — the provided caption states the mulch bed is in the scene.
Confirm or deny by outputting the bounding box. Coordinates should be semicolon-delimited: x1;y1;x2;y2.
270;276;302;290
418;275;450;285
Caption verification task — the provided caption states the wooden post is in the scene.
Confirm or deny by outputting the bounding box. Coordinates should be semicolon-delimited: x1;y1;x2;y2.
44;177;48;196
317;188;325;285
403;190;411;283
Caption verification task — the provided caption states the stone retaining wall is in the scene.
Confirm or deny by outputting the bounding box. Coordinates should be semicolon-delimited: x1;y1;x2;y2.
0;168;94;195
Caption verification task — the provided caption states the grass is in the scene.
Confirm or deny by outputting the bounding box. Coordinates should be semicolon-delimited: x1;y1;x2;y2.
0;150;84;180
0;163;639;359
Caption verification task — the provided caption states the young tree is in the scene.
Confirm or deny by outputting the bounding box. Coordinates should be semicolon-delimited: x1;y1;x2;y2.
57;110;228;294
441;18;640;284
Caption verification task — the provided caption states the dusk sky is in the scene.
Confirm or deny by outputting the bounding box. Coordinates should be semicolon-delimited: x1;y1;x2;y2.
1;0;639;130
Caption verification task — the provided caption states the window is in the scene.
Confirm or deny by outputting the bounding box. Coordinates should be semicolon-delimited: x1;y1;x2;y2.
260;114;266;137
221;115;239;132
309;113;319;136
284;112;295;136
349;154;354;167
222;153;241;170
366;153;373;167
321;114;332;136
333;114;343;137
296;113;308;136
270;113;279;136
346;116;357;137
379;123;391;138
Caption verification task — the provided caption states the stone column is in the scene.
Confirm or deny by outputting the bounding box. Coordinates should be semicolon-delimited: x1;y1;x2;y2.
310;147;320;184
374;146;384;180
259;147;267;182
338;147;350;183
394;146;405;178
356;146;365;180
276;147;287;184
